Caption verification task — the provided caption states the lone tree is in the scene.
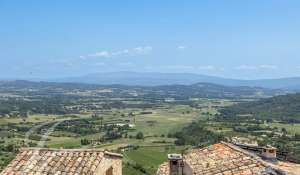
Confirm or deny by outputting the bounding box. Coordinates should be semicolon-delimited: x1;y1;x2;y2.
136;132;144;140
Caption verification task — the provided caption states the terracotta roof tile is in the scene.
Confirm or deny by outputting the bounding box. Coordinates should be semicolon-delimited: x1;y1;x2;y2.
1;148;122;175
157;142;286;175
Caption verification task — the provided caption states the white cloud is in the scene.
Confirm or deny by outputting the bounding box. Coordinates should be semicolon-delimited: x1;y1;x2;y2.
133;46;152;54
88;51;111;58
79;56;86;60
235;65;278;70
259;65;278;69
235;65;258;70
112;49;129;56
86;46;152;58
177;45;187;50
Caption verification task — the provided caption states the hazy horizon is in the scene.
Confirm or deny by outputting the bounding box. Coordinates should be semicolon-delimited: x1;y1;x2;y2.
2;71;300;82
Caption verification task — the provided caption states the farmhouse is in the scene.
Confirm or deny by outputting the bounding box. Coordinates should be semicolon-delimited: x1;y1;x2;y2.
157;142;300;175
0;148;122;175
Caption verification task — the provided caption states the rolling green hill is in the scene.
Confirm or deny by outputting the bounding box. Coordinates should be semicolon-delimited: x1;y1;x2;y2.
220;93;300;122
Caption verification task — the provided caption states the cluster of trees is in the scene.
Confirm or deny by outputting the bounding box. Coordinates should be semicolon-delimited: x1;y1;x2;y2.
233;125;265;133
101;125;140;141
0;97;71;116
54;119;98;135
171;121;223;146
220;93;300;123
141;83;280;100
80;139;91;145
0;143;17;171
124;162;149;175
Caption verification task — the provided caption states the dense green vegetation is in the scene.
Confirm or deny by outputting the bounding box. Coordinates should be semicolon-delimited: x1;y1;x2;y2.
0;144;16;171
220;93;300;122
0;97;70;115
172;121;223;146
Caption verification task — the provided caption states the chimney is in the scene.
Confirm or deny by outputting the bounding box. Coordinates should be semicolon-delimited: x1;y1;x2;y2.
261;145;277;160
168;154;184;175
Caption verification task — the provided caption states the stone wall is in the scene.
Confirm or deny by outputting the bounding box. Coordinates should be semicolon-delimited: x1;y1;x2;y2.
96;155;122;175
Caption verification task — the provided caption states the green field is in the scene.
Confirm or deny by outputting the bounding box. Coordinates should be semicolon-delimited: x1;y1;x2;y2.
123;146;186;175
266;123;300;135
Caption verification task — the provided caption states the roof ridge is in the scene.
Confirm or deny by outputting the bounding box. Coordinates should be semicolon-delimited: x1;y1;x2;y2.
19;147;106;152
221;141;263;160
18;147;123;158
221;142;288;174
104;151;123;158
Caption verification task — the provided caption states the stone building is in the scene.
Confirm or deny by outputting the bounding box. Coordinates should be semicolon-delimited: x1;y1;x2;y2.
157;142;300;175
0;148;122;175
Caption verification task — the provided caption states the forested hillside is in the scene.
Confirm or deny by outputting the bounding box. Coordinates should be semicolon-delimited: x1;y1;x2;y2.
220;93;300;122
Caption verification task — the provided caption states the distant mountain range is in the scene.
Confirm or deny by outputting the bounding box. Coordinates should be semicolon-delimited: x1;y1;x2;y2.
52;72;300;90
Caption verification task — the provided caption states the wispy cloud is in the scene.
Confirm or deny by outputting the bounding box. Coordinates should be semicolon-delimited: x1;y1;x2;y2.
141;65;227;77
133;46;152;54
259;65;278;69
79;56;87;60
177;45;187;50
235;65;278;70
85;46;152;58
88;51;111;58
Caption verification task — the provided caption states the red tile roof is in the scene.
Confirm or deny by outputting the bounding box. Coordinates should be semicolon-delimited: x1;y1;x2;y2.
157;142;297;175
184;142;272;175
0;148;122;175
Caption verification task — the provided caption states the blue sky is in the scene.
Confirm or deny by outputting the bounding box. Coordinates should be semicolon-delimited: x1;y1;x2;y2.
1;0;300;79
